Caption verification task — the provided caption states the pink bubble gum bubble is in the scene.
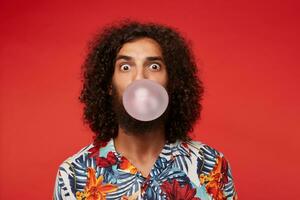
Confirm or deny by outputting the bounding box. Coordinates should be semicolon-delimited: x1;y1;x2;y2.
122;79;169;121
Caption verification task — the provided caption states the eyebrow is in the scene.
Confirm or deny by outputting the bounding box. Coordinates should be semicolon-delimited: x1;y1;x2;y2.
115;55;164;62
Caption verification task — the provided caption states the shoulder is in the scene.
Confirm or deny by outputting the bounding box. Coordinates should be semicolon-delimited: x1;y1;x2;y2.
56;140;115;173
172;139;232;180
60;143;95;166
54;143;95;199
183;140;238;199
56;143;97;178
184;140;230;174
182;140;226;161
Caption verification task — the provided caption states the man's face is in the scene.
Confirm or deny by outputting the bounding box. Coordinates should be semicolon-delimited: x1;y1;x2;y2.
110;37;169;135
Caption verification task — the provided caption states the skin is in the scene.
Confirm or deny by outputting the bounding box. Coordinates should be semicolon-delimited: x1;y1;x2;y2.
111;37;168;177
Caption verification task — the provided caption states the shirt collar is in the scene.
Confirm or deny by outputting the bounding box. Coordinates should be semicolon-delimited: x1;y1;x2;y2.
162;140;191;160
98;138;191;162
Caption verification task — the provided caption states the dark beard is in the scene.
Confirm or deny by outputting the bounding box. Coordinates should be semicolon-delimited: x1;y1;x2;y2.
111;84;169;136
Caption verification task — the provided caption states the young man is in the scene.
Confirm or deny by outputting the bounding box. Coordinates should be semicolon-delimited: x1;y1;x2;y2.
54;20;238;200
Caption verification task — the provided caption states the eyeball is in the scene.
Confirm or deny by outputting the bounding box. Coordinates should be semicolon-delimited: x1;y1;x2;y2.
149;63;160;71
120;64;131;71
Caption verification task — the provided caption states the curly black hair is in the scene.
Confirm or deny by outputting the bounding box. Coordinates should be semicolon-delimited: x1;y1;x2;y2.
79;19;204;143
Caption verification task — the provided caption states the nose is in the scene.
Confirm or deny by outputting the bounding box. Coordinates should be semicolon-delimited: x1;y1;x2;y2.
133;65;147;81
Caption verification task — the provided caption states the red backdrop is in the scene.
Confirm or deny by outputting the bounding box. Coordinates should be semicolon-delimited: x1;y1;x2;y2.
1;0;299;199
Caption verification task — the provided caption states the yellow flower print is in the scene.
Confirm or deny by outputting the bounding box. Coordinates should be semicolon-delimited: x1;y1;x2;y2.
121;191;140;200
119;157;138;174
76;167;118;200
199;156;229;200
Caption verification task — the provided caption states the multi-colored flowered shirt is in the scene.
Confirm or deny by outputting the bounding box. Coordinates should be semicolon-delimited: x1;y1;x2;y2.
53;138;238;200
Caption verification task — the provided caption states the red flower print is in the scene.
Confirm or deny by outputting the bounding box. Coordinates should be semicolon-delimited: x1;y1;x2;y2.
96;151;118;168
181;142;191;155
118;156;138;174
182;142;189;149
199;156;229;200
76;167;118;200
88;141;108;159
161;179;201;200
88;141;118;168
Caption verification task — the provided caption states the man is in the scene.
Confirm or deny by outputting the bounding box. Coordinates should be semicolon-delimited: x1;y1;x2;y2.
54;20;238;200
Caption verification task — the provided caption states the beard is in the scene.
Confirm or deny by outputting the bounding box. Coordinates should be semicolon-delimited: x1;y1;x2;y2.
111;84;169;136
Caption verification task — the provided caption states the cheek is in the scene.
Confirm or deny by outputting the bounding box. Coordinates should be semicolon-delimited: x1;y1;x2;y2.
112;74;128;93
112;81;129;98
163;72;168;87
154;72;168;88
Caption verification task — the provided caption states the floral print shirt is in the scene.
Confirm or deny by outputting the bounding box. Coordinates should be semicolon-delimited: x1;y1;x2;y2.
53;139;238;200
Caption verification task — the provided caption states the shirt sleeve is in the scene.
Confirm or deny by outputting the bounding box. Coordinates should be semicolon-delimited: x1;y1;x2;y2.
199;144;238;200
53;162;77;200
221;155;238;200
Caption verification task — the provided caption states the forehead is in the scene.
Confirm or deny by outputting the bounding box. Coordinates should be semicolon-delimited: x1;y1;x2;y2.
117;37;163;56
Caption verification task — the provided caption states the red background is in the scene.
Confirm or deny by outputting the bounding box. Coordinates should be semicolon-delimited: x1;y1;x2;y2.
1;0;299;199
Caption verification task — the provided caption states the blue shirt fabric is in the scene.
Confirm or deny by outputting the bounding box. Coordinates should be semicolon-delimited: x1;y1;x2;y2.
53;138;238;200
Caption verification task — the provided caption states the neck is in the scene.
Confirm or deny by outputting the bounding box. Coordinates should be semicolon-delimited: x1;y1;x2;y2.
114;125;166;162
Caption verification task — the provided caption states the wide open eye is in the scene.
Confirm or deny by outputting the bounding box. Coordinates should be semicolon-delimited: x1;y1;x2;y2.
120;64;131;71
149;63;161;71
